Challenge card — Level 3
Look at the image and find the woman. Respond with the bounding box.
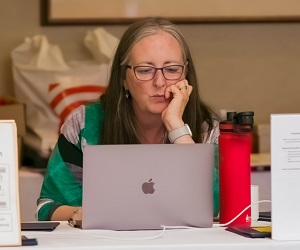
[37,17,219,222]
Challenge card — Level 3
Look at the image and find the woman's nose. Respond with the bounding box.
[153,69,166,87]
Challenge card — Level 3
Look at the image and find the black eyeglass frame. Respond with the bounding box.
[126,62,188,81]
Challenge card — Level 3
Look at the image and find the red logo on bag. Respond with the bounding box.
[49,83,106,131]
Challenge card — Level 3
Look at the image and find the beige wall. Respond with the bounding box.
[1,0,300,124]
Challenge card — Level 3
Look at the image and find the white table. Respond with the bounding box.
[2,221,300,249]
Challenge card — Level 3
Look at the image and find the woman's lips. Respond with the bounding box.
[151,94,166,102]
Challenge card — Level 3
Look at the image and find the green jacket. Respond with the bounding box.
[37,101,220,220]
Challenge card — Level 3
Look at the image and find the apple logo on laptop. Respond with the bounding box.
[142,178,155,194]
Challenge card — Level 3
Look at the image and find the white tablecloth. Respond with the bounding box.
[2,221,300,249]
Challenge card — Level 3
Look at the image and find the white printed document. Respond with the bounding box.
[0,120,21,246]
[271,114,300,240]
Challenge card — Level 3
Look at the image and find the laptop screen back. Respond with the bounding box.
[82,143,215,230]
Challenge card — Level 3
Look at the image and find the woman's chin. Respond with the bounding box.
[149,103,169,114]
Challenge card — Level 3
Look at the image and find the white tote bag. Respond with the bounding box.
[11,28,119,157]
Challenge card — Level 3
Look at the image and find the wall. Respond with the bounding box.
[1,0,300,124]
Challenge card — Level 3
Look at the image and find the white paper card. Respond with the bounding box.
[271,114,300,240]
[0,120,21,246]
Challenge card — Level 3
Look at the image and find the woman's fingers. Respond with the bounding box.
[165,79,190,99]
[162,80,193,131]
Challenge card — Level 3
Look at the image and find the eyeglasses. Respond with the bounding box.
[126,62,188,81]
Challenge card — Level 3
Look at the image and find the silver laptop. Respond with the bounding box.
[82,143,215,230]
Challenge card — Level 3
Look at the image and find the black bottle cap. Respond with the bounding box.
[226,112,237,121]
[237,111,254,126]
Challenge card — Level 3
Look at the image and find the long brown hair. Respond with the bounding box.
[100,18,215,144]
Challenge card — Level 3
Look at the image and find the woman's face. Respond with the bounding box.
[125,31,185,118]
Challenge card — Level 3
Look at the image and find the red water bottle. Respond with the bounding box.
[219,111,254,226]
